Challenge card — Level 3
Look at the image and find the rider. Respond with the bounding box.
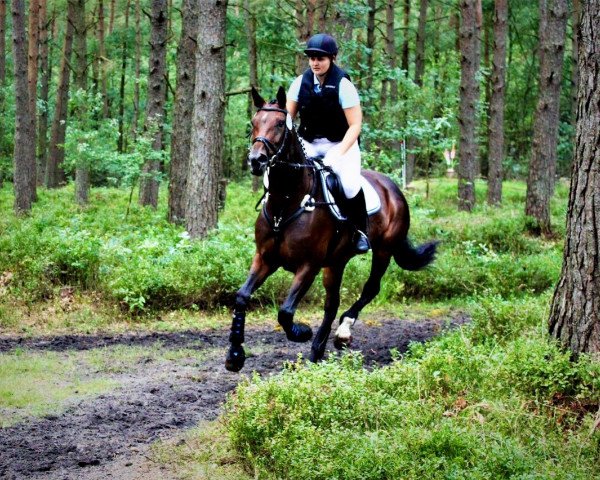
[286,33,370,254]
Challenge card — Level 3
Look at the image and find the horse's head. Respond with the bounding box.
[248,86,290,176]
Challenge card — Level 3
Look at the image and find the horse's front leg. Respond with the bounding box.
[309,264,346,362]
[278,264,320,342]
[225,254,274,372]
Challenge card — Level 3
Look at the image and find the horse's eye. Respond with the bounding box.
[276,121,285,128]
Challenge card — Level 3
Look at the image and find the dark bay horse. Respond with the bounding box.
[225,86,438,372]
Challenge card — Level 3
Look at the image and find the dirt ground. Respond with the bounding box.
[0,313,468,480]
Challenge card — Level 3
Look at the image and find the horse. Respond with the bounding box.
[225,86,438,372]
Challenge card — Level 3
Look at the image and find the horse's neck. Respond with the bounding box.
[266,132,311,200]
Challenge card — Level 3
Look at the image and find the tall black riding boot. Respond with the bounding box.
[346,189,371,254]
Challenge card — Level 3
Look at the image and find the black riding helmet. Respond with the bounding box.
[304,33,338,57]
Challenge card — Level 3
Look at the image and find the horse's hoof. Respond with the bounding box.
[309,348,324,363]
[225,345,246,372]
[286,322,313,343]
[333,335,352,350]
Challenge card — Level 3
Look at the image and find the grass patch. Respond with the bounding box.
[0,350,118,427]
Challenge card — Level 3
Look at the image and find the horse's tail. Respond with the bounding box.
[393,238,439,271]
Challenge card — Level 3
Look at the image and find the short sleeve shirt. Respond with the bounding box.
[287,73,360,109]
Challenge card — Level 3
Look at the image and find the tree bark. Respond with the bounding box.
[570,0,580,126]
[117,0,131,153]
[138,0,167,208]
[401,0,409,74]
[130,0,141,141]
[457,0,481,212]
[414,0,428,87]
[97,0,109,117]
[168,0,199,223]
[185,0,227,239]
[11,0,35,213]
[243,0,260,193]
[487,0,507,206]
[108,0,116,35]
[27,0,39,152]
[37,0,50,185]
[548,1,600,358]
[525,0,567,235]
[381,0,397,110]
[365,0,376,95]
[46,5,74,188]
[0,0,6,85]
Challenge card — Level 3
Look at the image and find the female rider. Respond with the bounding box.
[286,33,370,254]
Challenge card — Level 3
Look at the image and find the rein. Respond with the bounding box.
[251,106,321,234]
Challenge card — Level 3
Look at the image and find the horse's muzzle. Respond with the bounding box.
[248,152,268,176]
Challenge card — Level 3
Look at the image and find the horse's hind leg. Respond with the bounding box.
[278,264,320,343]
[334,249,392,349]
[310,264,346,362]
[225,254,274,372]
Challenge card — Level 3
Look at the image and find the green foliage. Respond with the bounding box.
[0,178,566,311]
[225,324,600,480]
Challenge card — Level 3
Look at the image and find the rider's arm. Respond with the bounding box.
[336,105,362,156]
[286,99,298,119]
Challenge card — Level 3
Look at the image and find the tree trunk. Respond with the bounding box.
[0,0,6,85]
[108,0,116,35]
[244,0,260,193]
[487,0,507,206]
[414,0,427,87]
[72,0,89,205]
[117,0,131,153]
[27,0,39,200]
[37,0,49,185]
[46,5,74,188]
[138,0,167,208]
[570,0,580,126]
[457,0,481,212]
[365,0,376,95]
[97,0,109,117]
[11,0,35,213]
[525,0,567,235]
[548,1,600,358]
[130,0,141,141]
[401,0,409,73]
[295,0,316,76]
[185,0,227,239]
[381,0,397,110]
[168,0,199,224]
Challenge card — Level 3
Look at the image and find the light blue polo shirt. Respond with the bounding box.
[287,73,360,109]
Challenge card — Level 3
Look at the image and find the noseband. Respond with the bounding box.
[251,107,290,165]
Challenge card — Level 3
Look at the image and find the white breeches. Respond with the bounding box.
[300,137,362,198]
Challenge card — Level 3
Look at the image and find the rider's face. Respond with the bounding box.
[308,56,332,77]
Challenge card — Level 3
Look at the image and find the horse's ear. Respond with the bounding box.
[276,86,286,109]
[251,87,265,108]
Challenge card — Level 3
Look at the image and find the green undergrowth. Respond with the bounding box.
[224,293,600,480]
[0,178,565,313]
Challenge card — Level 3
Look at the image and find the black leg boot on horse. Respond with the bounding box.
[346,189,371,254]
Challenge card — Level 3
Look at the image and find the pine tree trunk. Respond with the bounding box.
[381,0,396,110]
[401,0,409,73]
[27,0,39,200]
[37,0,49,185]
[243,0,260,193]
[46,5,74,188]
[185,0,227,239]
[138,0,167,208]
[130,0,141,141]
[548,1,600,358]
[72,0,89,205]
[0,0,6,85]
[525,0,567,235]
[117,0,131,153]
[108,0,115,35]
[414,0,427,87]
[487,0,507,206]
[457,0,481,212]
[11,0,35,213]
[365,0,376,95]
[570,0,580,126]
[168,0,198,223]
[97,0,109,117]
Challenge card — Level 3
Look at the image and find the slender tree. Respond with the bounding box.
[365,0,376,95]
[37,0,49,184]
[11,0,35,213]
[525,0,567,235]
[46,4,74,188]
[185,0,228,238]
[414,0,428,87]
[548,0,600,357]
[130,0,141,141]
[139,0,167,208]
[401,0,409,73]
[487,0,508,206]
[97,0,109,117]
[168,0,199,223]
[72,0,90,205]
[457,0,482,212]
[27,0,39,157]
[0,0,6,85]
[117,0,131,153]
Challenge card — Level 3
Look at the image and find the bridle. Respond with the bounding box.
[251,107,291,167]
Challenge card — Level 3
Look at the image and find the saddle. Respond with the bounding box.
[315,160,381,221]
